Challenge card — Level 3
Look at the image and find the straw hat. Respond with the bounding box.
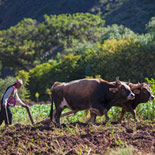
[16,79,23,85]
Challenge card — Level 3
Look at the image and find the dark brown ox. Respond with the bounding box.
[90,82,154,123]
[50,78,135,127]
[119,82,154,122]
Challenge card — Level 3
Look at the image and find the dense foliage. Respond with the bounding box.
[28,33,155,100]
[0,13,105,71]
[0,5,154,154]
[0,13,155,101]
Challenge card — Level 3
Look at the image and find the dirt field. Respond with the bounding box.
[0,120,154,154]
[0,101,154,154]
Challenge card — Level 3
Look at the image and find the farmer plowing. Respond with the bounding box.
[0,79,34,126]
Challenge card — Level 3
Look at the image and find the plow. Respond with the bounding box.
[24,104,77,125]
[24,105,35,125]
[35,110,78,125]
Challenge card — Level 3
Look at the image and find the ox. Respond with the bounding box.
[89,82,154,123]
[50,78,135,127]
[119,82,154,122]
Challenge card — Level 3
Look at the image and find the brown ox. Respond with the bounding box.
[50,78,135,127]
[119,82,154,122]
[89,82,154,123]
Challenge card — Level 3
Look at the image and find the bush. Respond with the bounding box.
[27,34,155,100]
[100,24,136,42]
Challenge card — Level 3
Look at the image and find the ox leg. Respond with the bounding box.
[130,110,137,122]
[126,105,137,122]
[119,109,126,123]
[88,112,97,124]
[92,103,107,115]
[120,107,137,122]
[54,108,63,128]
[105,112,110,123]
[91,103,108,124]
[89,111,109,124]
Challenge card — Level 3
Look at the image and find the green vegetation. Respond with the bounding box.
[0,5,155,154]
[11,104,51,125]
[2,13,153,101]
[108,147,134,155]
[0,13,105,72]
[0,13,155,122]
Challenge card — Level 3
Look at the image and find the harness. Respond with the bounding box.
[7,86,17,106]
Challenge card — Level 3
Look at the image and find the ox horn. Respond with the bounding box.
[115,76,121,87]
[116,76,119,81]
[129,82,142,90]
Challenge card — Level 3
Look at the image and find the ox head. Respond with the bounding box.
[129,82,154,102]
[109,77,135,100]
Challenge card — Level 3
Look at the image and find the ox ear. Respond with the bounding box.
[129,82,142,90]
[133,89,140,94]
[137,82,143,88]
[109,88,119,93]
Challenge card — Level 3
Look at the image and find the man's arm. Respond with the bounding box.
[15,91,27,107]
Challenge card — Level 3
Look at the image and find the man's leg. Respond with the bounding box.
[8,106,13,124]
[4,105,13,125]
[0,106,5,125]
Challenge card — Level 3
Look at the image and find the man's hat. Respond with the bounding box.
[16,79,23,85]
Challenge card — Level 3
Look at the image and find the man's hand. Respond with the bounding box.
[23,105,35,125]
[21,104,28,108]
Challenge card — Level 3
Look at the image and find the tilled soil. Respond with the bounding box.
[0,120,155,154]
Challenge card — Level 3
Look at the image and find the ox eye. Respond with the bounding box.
[121,86,125,89]
[121,86,127,93]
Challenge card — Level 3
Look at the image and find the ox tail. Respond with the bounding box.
[49,94,53,120]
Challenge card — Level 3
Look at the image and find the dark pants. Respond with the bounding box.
[0,102,13,125]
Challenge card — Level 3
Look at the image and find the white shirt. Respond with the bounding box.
[2,86,25,106]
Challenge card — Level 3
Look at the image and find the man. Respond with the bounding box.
[0,79,27,126]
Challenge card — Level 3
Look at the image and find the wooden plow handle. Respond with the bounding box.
[25,106,35,125]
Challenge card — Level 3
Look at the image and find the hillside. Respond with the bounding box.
[0,0,155,33]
